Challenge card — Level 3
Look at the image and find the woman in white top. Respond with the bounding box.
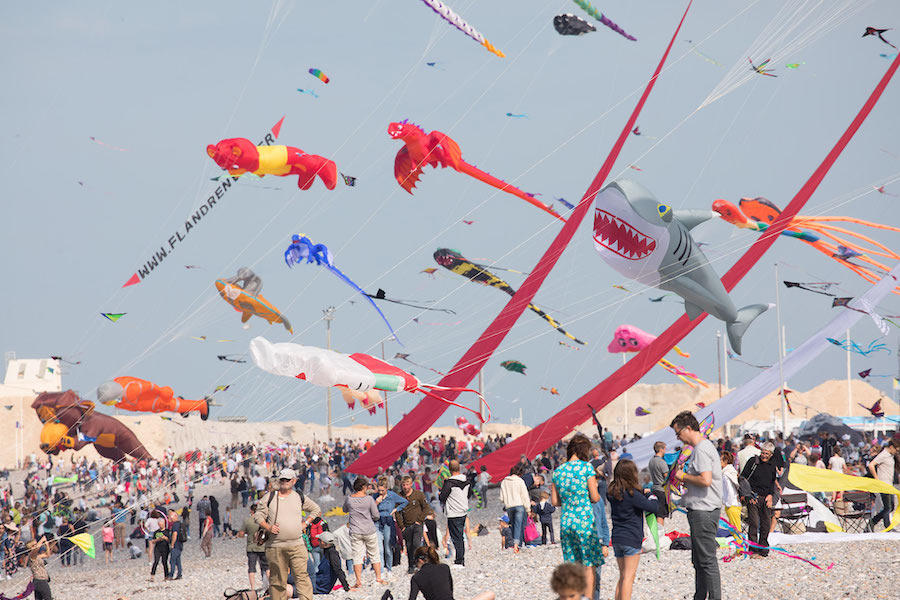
[719,451,742,551]
[828,447,846,473]
[499,465,530,551]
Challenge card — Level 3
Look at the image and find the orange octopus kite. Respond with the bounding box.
[97,377,210,420]
[388,120,564,221]
[714,197,900,294]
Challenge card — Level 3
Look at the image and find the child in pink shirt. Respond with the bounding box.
[102,524,115,564]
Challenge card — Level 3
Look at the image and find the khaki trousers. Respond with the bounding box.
[266,541,312,600]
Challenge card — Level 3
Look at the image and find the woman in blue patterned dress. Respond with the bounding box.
[551,434,606,597]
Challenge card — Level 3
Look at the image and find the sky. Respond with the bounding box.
[3,0,900,431]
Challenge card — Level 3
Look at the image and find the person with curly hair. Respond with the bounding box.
[550,562,587,600]
[551,434,606,598]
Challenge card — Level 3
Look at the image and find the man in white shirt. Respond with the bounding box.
[254,473,268,499]
[737,435,761,473]
[868,439,899,531]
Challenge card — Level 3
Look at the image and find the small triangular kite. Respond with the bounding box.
[101,313,126,322]
[67,533,96,558]
[272,116,285,139]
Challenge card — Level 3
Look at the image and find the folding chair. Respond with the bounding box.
[835,491,874,533]
[778,492,811,534]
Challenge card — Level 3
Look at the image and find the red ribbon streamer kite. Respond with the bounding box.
[347,0,695,476]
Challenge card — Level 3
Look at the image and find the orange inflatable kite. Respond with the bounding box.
[97,377,210,420]
[714,197,900,294]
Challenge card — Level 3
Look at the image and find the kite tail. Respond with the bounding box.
[598,13,637,41]
[676,374,698,388]
[525,302,586,345]
[0,582,34,600]
[717,518,833,570]
[481,38,505,57]
[457,161,565,222]
[420,384,491,423]
[327,265,403,345]
[803,222,900,260]
[810,239,900,293]
[406,358,448,377]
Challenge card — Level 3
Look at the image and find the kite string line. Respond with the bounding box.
[268,167,900,425]
[275,4,738,348]
[230,7,561,417]
[108,0,478,378]
[701,0,873,108]
[131,0,808,416]
[4,439,271,580]
[227,3,563,350]
[232,5,836,422]
[112,0,738,386]
[408,173,900,372]
[109,12,469,378]
[183,2,548,417]
[237,58,890,422]
[69,0,297,360]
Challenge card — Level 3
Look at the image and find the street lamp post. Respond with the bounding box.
[323,306,336,441]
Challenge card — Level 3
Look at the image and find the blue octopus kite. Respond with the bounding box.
[826,337,890,357]
[285,235,401,344]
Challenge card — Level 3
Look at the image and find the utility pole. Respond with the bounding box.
[716,331,723,399]
[622,354,628,438]
[323,306,336,441]
[478,370,486,423]
[774,264,787,435]
[723,332,730,436]
[382,342,390,434]
[846,327,852,417]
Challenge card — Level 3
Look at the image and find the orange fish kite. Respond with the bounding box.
[97,377,210,420]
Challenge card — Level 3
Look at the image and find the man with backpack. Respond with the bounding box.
[254,469,322,600]
[438,460,472,567]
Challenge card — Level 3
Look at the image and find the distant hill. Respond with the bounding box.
[574,379,891,439]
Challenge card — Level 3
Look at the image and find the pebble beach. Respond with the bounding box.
[6,482,897,600]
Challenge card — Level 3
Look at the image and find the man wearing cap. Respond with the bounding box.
[254,468,321,600]
[312,531,351,594]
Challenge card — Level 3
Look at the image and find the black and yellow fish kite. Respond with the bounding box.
[433,248,586,345]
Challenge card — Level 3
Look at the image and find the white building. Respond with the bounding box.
[0,354,63,468]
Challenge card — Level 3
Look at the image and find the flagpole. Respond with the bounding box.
[478,370,486,423]
[847,327,852,417]
[774,264,787,434]
[323,307,336,441]
[622,354,628,438]
[722,331,730,437]
[382,342,390,434]
[716,331,723,399]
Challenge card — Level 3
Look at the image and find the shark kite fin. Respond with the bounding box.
[684,301,704,321]
[673,210,716,231]
[726,303,773,355]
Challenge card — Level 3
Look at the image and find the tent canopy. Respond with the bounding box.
[797,413,864,445]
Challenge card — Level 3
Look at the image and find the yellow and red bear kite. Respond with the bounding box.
[207,137,337,191]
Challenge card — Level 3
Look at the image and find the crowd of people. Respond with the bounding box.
[0,423,897,600]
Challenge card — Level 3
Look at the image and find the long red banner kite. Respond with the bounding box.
[473,51,900,481]
[348,1,695,476]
